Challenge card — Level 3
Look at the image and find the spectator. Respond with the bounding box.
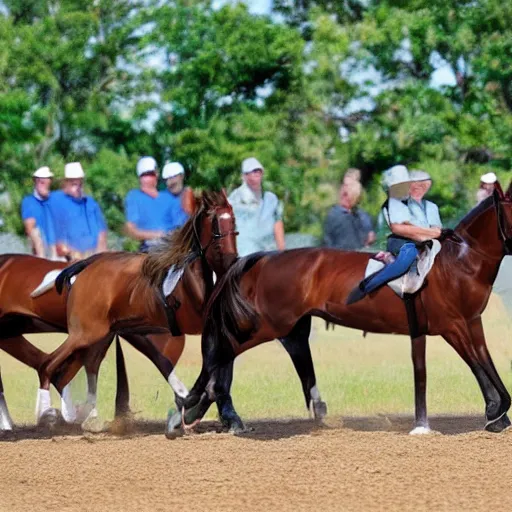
[52,162,107,260]
[228,157,285,257]
[20,166,57,259]
[323,177,375,250]
[161,162,190,231]
[476,172,497,204]
[124,156,169,252]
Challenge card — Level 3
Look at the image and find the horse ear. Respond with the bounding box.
[181,186,197,215]
[494,181,505,201]
[221,188,229,202]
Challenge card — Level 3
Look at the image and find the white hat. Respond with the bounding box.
[382,165,412,198]
[33,166,53,179]
[242,157,264,174]
[136,156,158,177]
[64,162,85,179]
[409,170,432,182]
[480,172,497,184]
[162,162,185,179]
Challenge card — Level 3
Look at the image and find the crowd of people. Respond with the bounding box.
[20,156,286,260]
[21,157,503,261]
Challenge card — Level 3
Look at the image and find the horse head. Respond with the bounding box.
[494,180,512,254]
[193,190,238,275]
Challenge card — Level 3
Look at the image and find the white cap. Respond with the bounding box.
[64,162,85,179]
[136,156,158,177]
[409,170,432,182]
[33,166,53,179]
[382,165,411,198]
[162,162,185,179]
[480,172,497,184]
[242,157,264,174]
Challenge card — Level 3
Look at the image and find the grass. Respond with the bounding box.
[1,294,511,426]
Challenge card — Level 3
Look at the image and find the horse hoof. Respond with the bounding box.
[165,409,184,440]
[227,416,247,435]
[313,400,328,420]
[409,426,432,435]
[485,413,511,433]
[75,403,94,424]
[38,408,63,430]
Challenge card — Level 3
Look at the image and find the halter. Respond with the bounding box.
[192,208,238,259]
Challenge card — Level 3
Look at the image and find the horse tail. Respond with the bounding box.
[114,335,130,417]
[55,253,104,295]
[204,252,266,368]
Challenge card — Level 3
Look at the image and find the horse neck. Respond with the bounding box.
[457,203,503,260]
[453,202,504,284]
[181,257,213,312]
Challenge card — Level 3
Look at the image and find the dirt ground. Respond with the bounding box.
[1,415,512,512]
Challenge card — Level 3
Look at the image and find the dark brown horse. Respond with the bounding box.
[172,182,512,436]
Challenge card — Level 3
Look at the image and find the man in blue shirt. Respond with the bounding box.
[21,166,57,259]
[161,162,190,231]
[124,156,171,252]
[52,162,108,260]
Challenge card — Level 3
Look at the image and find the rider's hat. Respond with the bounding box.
[382,165,412,198]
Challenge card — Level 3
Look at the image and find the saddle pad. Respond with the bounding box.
[364,240,441,297]
[30,270,76,298]
[162,265,186,298]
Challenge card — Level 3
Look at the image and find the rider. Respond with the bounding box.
[346,165,442,305]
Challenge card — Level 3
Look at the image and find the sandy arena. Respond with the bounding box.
[1,415,512,511]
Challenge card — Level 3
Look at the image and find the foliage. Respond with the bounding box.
[1,0,511,241]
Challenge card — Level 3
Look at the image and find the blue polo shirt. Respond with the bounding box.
[125,189,171,232]
[160,190,189,231]
[51,190,107,252]
[21,193,57,247]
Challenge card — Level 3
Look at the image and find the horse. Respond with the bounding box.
[170,181,512,437]
[0,253,109,429]
[18,190,237,428]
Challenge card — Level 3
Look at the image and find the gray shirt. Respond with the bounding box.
[323,205,373,250]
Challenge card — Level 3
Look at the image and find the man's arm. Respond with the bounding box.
[23,219,45,257]
[274,220,285,251]
[390,222,442,242]
[124,222,164,241]
[323,208,335,247]
[96,230,108,253]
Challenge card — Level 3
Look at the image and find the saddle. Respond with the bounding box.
[364,239,441,298]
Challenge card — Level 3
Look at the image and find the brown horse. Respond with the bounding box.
[171,182,512,436]
[0,254,102,429]
[25,190,238,427]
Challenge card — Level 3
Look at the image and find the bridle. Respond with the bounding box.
[192,208,238,259]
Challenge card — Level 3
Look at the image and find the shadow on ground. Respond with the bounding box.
[0,413,489,442]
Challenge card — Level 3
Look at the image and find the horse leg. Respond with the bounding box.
[468,317,511,432]
[0,335,56,425]
[409,335,430,434]
[122,333,188,423]
[37,330,110,426]
[279,315,327,420]
[443,322,509,432]
[114,335,130,418]
[166,364,212,438]
[0,368,13,430]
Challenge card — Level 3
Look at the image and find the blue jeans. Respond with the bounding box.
[364,242,419,294]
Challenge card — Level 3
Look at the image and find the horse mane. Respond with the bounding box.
[454,195,495,233]
[203,252,266,367]
[141,191,230,288]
